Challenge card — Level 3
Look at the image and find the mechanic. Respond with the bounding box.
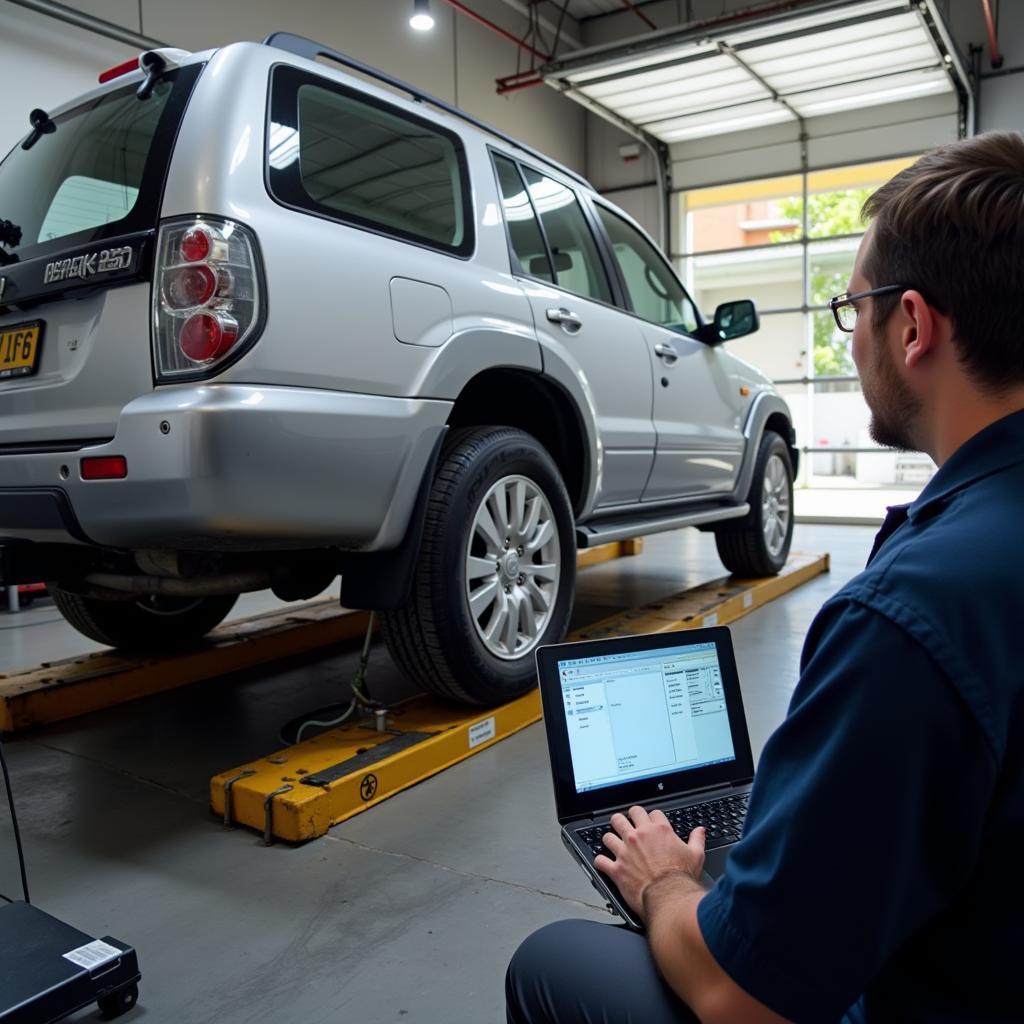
[505,131,1024,1024]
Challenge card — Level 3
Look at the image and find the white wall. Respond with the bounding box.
[0,0,586,171]
[0,5,136,157]
[947,0,1024,133]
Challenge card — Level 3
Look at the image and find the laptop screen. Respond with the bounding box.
[557,640,736,794]
[536,627,755,822]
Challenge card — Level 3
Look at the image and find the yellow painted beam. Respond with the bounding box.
[572,552,829,640]
[0,540,640,732]
[212,692,544,842]
[0,604,372,733]
[213,552,829,842]
[576,537,644,568]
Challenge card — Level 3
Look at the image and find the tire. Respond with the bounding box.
[380,426,576,706]
[715,430,794,577]
[51,590,238,650]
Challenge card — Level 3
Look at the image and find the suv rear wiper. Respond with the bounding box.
[0,218,22,266]
[21,108,55,151]
[0,219,21,250]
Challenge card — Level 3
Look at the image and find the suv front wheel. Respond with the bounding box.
[714,430,794,577]
[380,427,576,706]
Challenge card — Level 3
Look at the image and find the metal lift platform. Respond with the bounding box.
[212,552,829,843]
[0,539,644,733]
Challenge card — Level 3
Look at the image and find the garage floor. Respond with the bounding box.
[0,524,875,1023]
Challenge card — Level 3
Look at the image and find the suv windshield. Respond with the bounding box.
[0,65,201,265]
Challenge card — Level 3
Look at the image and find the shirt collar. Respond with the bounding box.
[907,408,1024,523]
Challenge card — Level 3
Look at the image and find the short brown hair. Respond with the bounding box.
[862,131,1024,392]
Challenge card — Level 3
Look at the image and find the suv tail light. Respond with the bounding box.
[152,217,264,380]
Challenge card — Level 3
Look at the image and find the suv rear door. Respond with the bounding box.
[492,155,654,508]
[592,201,745,501]
[0,63,201,447]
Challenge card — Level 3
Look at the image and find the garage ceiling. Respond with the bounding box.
[544,0,964,143]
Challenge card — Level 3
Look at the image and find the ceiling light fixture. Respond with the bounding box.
[410,0,434,32]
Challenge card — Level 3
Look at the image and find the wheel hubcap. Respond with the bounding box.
[761,453,791,558]
[465,474,560,660]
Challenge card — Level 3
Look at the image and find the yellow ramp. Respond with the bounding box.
[212,553,829,843]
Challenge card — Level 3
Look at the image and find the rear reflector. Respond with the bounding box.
[81,456,128,480]
[99,57,140,83]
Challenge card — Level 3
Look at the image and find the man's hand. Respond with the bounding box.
[594,805,706,922]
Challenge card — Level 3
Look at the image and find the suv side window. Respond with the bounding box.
[267,65,472,256]
[493,155,553,283]
[596,204,699,335]
[519,166,612,305]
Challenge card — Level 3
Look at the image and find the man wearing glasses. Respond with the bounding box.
[507,132,1024,1023]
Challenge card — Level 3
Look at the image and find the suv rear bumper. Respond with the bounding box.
[0,384,451,552]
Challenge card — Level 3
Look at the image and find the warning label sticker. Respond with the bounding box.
[63,939,122,971]
[468,716,496,749]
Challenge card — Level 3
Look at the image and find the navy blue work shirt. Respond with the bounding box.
[697,409,1024,1023]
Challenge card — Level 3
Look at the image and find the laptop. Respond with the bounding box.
[535,626,755,930]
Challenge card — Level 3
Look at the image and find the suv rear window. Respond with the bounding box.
[266,65,472,257]
[0,65,202,266]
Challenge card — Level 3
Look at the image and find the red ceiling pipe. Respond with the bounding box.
[980,0,1004,69]
[440,0,552,63]
[621,0,658,31]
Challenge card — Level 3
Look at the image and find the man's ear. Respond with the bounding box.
[900,290,938,369]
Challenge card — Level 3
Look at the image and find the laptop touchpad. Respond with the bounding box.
[703,846,733,882]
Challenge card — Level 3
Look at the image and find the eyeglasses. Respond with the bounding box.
[828,285,908,333]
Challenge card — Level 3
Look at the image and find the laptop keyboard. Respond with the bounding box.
[575,792,750,859]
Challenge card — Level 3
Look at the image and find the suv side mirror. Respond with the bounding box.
[696,299,759,345]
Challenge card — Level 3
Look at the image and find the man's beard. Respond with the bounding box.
[863,331,922,452]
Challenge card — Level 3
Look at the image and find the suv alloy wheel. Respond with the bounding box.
[714,430,794,577]
[380,427,576,705]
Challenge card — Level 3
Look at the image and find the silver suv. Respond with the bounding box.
[0,34,796,706]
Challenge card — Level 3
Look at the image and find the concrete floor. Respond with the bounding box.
[0,524,876,1023]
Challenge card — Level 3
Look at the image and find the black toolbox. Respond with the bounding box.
[0,900,140,1022]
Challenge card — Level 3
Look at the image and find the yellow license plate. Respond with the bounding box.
[0,321,43,380]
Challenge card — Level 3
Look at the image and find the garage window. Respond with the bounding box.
[267,65,472,257]
[677,158,937,502]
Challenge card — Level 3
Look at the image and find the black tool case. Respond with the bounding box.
[0,900,140,1022]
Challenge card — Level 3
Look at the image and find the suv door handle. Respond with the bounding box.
[546,307,583,333]
[654,342,679,363]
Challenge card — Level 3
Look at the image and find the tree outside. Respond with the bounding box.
[771,188,873,378]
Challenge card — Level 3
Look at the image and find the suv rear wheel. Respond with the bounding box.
[380,427,576,706]
[51,591,238,650]
[714,430,794,577]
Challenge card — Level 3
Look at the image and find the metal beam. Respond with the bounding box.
[6,0,165,50]
[542,0,890,81]
[921,0,976,136]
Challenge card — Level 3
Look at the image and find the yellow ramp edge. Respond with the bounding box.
[212,552,829,843]
[0,539,646,733]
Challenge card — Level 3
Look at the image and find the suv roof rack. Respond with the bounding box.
[262,32,593,192]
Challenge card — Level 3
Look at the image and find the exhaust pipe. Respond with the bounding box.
[84,569,274,597]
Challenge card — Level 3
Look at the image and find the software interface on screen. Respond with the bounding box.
[557,642,736,794]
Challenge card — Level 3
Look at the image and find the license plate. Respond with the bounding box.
[0,321,43,379]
